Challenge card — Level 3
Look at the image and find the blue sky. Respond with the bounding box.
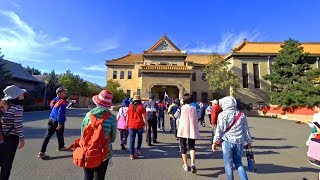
[0,0,319,86]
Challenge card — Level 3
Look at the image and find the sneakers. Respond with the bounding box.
[191,165,197,173]
[121,144,127,150]
[130,155,135,160]
[157,128,161,131]
[153,140,158,144]
[136,150,142,156]
[57,146,69,151]
[38,152,48,158]
[183,164,190,172]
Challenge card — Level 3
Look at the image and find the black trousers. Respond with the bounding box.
[0,135,19,180]
[146,117,157,145]
[83,159,109,180]
[119,129,128,145]
[40,120,65,153]
[179,138,195,154]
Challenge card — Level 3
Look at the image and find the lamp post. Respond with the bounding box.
[43,80,48,107]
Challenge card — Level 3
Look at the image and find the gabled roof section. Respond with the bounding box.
[144,34,185,54]
[106,53,143,65]
[232,39,320,55]
[185,54,212,65]
[1,59,42,83]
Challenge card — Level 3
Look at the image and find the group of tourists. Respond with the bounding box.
[0,84,281,180]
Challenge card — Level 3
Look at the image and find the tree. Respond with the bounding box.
[86,82,102,97]
[43,70,60,101]
[105,79,127,104]
[204,53,240,96]
[24,65,41,75]
[264,38,320,108]
[58,70,84,96]
[0,49,12,97]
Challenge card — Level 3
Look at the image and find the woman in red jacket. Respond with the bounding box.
[210,99,222,143]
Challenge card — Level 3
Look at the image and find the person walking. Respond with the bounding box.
[177,93,200,173]
[0,85,26,180]
[116,99,130,150]
[80,90,117,180]
[199,101,207,127]
[168,101,179,133]
[38,87,68,158]
[212,96,252,180]
[126,95,147,160]
[210,99,223,143]
[206,103,212,127]
[144,94,158,145]
[157,99,166,131]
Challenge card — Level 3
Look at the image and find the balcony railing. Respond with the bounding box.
[141,65,192,71]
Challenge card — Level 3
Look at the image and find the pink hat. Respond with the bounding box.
[92,90,113,108]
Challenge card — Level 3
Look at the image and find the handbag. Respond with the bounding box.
[245,146,257,172]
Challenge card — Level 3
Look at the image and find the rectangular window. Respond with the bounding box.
[192,72,196,81]
[201,92,208,103]
[127,90,131,96]
[138,69,142,77]
[172,63,177,66]
[151,63,156,65]
[137,89,141,95]
[120,71,125,79]
[253,64,261,88]
[113,70,117,79]
[128,71,132,79]
[192,92,197,102]
[201,72,207,81]
[160,63,168,65]
[242,63,249,88]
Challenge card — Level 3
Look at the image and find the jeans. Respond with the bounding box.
[146,117,157,145]
[0,135,19,180]
[211,125,216,144]
[40,120,65,153]
[119,129,128,145]
[222,141,248,180]
[158,115,165,129]
[173,118,177,138]
[129,128,143,156]
[83,159,109,180]
[170,117,174,131]
[208,114,212,125]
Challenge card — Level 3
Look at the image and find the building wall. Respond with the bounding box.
[190,66,212,102]
[106,65,142,97]
[143,56,185,66]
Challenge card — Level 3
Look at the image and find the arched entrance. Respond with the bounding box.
[151,85,179,100]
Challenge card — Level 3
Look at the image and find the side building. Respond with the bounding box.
[106,35,320,105]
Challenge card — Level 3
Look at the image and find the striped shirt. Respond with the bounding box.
[1,105,24,140]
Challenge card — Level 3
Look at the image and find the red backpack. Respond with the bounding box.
[72,112,111,168]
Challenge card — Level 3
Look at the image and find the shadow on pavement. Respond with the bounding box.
[252,137,286,141]
[24,127,81,139]
[255,164,319,174]
[42,154,73,160]
[253,145,297,150]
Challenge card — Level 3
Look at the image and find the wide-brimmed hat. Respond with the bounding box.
[133,95,141,101]
[92,90,113,108]
[56,87,67,94]
[2,85,27,101]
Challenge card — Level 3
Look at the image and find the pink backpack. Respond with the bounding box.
[117,107,127,130]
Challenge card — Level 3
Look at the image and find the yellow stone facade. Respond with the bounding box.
[106,36,320,105]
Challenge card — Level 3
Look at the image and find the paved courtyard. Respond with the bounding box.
[7,109,319,180]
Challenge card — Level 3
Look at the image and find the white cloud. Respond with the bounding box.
[186,30,261,53]
[56,59,81,64]
[78,73,105,79]
[82,64,106,72]
[96,36,120,53]
[0,10,82,63]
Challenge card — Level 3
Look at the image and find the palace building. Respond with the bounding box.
[105,35,320,105]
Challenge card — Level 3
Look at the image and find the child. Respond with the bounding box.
[117,99,129,150]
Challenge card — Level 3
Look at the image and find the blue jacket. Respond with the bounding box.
[49,97,67,123]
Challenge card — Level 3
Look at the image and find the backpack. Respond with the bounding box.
[72,112,111,168]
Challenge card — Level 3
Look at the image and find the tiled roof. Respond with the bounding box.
[232,40,320,55]
[185,54,212,65]
[106,54,143,65]
[1,59,41,83]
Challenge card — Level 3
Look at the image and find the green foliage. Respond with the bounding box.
[0,50,12,97]
[43,70,61,101]
[58,70,86,96]
[264,38,320,108]
[24,65,41,75]
[204,53,240,95]
[105,79,127,104]
[86,82,102,97]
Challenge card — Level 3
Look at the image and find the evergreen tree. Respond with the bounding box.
[264,38,320,108]
[24,66,41,75]
[204,53,240,96]
[43,70,60,101]
[0,49,12,97]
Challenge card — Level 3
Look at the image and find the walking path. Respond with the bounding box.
[9,109,319,180]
